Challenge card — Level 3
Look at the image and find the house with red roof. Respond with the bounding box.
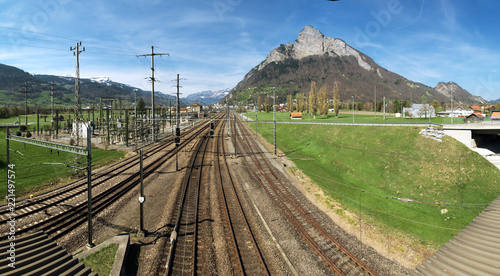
[491,110,500,121]
[470,106,483,114]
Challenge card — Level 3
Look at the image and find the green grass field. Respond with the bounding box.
[0,131,126,199]
[247,111,500,249]
[244,109,466,124]
[0,113,76,133]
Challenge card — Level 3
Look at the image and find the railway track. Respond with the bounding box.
[215,119,269,275]
[165,116,270,275]
[0,118,215,241]
[165,119,212,275]
[234,115,379,276]
[0,122,205,222]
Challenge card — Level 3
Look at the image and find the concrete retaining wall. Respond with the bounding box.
[444,129,473,148]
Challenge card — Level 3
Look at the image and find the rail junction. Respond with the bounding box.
[12,112,497,275]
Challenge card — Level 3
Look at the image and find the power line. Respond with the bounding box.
[0,25,77,42]
[70,42,85,147]
[136,46,169,142]
[21,82,32,126]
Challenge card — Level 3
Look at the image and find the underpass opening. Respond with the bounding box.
[472,133,500,154]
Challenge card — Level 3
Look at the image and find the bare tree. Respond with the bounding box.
[419,104,429,119]
[309,81,317,119]
[257,95,262,112]
[265,95,270,113]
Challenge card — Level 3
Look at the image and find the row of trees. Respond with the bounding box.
[0,106,56,119]
[255,81,341,119]
[253,83,500,116]
[0,106,28,118]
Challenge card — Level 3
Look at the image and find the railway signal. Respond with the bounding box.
[175,127,181,144]
[210,121,215,136]
[175,127,180,171]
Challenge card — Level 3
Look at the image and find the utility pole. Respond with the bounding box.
[172,74,185,140]
[352,96,355,123]
[174,74,185,131]
[22,82,31,127]
[134,89,138,152]
[374,85,376,119]
[173,74,184,171]
[70,42,85,147]
[226,98,229,136]
[137,46,169,143]
[51,82,55,133]
[451,87,454,124]
[169,100,172,128]
[273,88,276,156]
[138,149,145,237]
[383,96,386,120]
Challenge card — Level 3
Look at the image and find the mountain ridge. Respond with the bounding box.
[229,25,485,106]
[185,88,230,105]
[0,63,223,107]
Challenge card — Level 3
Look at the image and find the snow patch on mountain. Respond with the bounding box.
[90,76,111,83]
[186,89,230,105]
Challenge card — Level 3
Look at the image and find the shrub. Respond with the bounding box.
[26,132,32,138]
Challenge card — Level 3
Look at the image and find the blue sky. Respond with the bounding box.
[0,0,499,100]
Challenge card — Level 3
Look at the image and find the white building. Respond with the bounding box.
[403,104,435,118]
[72,121,90,138]
[436,108,474,117]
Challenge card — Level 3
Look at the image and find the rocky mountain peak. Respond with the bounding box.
[293,25,325,59]
[434,81,461,98]
[434,81,486,104]
[258,25,372,71]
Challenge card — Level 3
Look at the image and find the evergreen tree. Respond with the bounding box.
[137,98,146,116]
[393,99,401,114]
[432,100,440,112]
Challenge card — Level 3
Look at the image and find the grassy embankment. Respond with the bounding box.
[247,110,500,254]
[0,131,126,199]
[81,244,119,275]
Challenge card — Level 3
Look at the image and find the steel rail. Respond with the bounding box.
[216,118,270,275]
[236,115,379,275]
